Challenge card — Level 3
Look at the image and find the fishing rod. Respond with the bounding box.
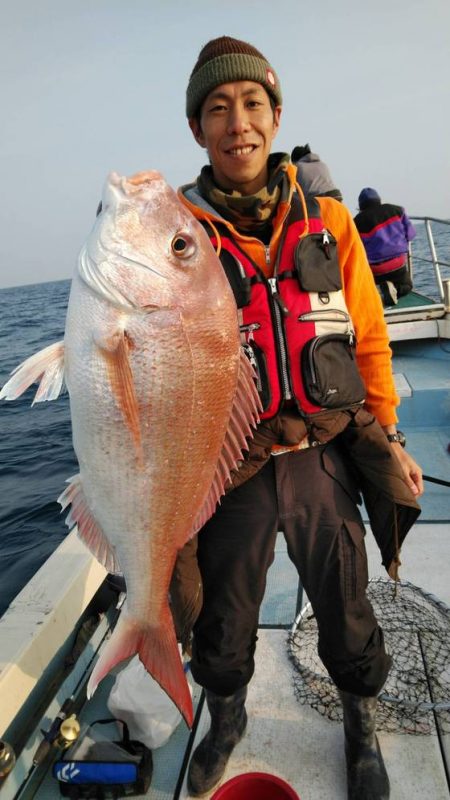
[423,474,450,488]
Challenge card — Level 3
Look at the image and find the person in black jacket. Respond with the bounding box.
[354,188,416,306]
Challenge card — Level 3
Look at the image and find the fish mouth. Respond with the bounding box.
[108,170,166,197]
[100,171,167,222]
[82,172,169,310]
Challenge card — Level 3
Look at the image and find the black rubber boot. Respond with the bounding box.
[187,686,247,796]
[340,691,390,799]
[380,280,398,307]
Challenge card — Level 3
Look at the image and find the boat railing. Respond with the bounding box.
[409,216,450,303]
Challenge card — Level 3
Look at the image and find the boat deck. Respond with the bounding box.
[385,290,449,341]
[30,525,450,800]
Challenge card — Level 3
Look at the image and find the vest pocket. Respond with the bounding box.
[301,333,366,409]
[242,341,271,412]
[340,521,368,603]
[294,231,341,292]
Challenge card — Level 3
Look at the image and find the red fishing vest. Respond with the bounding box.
[208,194,366,420]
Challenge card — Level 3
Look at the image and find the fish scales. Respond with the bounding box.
[0,171,261,726]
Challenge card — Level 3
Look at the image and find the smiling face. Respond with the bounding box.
[189,81,281,196]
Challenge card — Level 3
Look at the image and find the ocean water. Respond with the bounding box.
[0,279,77,616]
[0,221,449,617]
[408,219,450,298]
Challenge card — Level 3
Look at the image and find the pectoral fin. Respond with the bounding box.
[96,330,142,456]
[0,341,65,404]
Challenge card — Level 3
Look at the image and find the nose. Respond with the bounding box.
[227,105,251,136]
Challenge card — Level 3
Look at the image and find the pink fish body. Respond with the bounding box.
[0,171,260,726]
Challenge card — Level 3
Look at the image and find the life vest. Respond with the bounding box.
[207,193,366,420]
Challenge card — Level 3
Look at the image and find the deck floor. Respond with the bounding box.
[33,523,450,800]
[179,629,449,800]
[177,525,450,800]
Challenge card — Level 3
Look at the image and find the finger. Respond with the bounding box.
[404,465,423,497]
[406,475,419,496]
[411,469,424,497]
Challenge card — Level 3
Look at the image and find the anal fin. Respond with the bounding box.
[58,474,121,574]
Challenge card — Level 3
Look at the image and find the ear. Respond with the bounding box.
[188,117,206,148]
[271,106,282,141]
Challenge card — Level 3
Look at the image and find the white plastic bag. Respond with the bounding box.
[107,651,191,749]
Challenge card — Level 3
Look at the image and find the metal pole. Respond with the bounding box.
[424,219,445,301]
[407,242,413,283]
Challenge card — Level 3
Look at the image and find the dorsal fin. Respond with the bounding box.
[191,348,261,535]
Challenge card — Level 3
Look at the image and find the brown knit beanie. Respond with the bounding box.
[186,36,282,118]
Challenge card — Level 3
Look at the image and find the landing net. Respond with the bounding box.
[288,578,450,734]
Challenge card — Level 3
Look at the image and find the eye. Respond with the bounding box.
[171,233,196,259]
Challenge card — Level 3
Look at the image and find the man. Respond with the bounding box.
[354,188,416,306]
[134,36,422,800]
[175,37,424,799]
[292,142,343,201]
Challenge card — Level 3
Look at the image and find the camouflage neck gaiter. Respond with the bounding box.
[197,152,291,234]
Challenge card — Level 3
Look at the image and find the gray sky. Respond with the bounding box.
[1,0,449,289]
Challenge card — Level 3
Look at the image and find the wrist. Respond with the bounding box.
[386,430,406,447]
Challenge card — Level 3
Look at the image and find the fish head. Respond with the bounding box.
[81,171,234,318]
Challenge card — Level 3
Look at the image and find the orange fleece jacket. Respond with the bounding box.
[179,163,399,426]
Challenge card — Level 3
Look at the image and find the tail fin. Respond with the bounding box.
[87,606,193,727]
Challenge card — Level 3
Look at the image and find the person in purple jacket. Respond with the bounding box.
[354,188,416,306]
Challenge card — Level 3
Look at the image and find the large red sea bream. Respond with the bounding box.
[0,171,260,726]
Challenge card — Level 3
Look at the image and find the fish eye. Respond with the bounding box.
[171,233,196,259]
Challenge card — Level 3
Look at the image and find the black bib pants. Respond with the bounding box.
[190,441,391,698]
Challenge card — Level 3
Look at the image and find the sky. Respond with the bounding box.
[1,0,449,289]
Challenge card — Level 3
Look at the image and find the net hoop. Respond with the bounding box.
[289,578,450,732]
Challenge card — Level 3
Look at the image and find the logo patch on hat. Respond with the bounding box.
[266,69,276,86]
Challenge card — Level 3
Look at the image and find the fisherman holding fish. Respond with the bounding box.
[172,37,423,799]
[1,33,424,800]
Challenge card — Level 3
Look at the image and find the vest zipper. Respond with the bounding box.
[268,277,292,400]
[242,343,262,391]
[321,229,331,259]
[298,309,350,323]
[239,322,261,337]
[298,310,355,343]
[307,339,319,386]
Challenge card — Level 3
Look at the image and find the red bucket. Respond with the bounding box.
[211,771,300,800]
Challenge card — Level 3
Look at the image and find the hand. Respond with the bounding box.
[390,443,424,497]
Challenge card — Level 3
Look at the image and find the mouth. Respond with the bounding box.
[225,144,258,157]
